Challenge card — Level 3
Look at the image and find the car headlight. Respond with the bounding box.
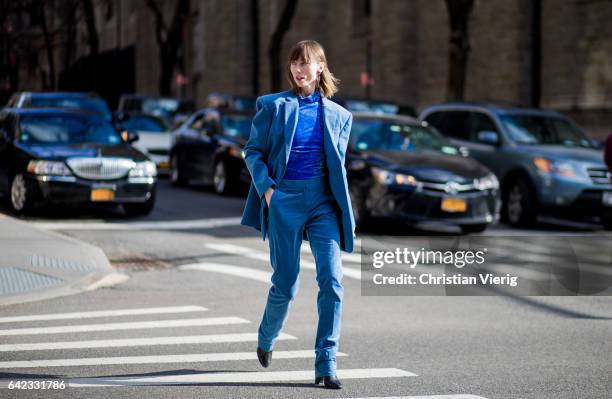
[371,167,418,186]
[533,157,576,177]
[27,161,72,176]
[475,174,499,190]
[129,161,157,177]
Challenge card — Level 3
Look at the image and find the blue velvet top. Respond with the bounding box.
[283,89,326,180]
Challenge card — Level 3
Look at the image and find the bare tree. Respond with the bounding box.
[445,0,474,101]
[145,0,190,96]
[81,0,99,56]
[269,0,298,92]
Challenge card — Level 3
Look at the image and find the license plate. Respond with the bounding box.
[441,197,467,213]
[91,188,115,202]
[603,192,612,207]
[159,161,170,169]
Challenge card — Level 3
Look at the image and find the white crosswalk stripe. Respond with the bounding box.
[0,332,296,352]
[0,349,345,369]
[0,305,207,324]
[205,242,362,280]
[65,368,416,387]
[0,316,249,336]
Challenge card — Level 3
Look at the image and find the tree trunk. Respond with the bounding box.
[82,0,99,56]
[269,0,298,92]
[445,0,474,101]
[39,1,56,90]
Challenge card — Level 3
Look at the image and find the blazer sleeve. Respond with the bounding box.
[244,96,277,199]
[337,113,353,165]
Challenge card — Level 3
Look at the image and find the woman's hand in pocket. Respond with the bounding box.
[265,187,275,207]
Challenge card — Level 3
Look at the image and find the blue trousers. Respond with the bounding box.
[258,175,344,378]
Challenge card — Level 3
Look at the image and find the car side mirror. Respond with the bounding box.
[121,130,139,143]
[477,130,499,145]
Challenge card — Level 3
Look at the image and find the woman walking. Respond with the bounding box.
[240,40,355,389]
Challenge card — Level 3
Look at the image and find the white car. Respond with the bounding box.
[117,113,172,175]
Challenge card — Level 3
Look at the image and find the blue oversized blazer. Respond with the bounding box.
[240,89,356,253]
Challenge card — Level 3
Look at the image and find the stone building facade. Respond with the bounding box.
[10,0,612,138]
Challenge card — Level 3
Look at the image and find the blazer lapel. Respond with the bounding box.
[322,97,339,147]
[283,93,299,165]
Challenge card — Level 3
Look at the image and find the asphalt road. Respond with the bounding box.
[0,178,610,399]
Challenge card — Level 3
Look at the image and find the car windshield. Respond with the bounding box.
[221,114,252,139]
[500,114,593,148]
[142,98,194,119]
[350,120,459,155]
[19,114,122,145]
[344,100,398,115]
[120,115,168,133]
[30,97,112,121]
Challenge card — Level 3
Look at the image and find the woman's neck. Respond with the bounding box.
[299,85,317,97]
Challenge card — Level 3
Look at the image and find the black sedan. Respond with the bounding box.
[347,114,501,233]
[170,108,254,195]
[0,108,157,216]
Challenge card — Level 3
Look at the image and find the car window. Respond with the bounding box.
[350,119,458,154]
[221,114,253,139]
[471,112,498,134]
[18,115,122,145]
[120,115,168,133]
[426,111,471,141]
[30,97,113,121]
[500,115,593,147]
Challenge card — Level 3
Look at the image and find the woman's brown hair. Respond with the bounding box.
[285,40,340,98]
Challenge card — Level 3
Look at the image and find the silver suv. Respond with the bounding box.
[419,103,612,229]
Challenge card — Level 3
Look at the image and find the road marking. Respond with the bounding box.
[179,262,271,283]
[0,332,295,352]
[0,317,249,336]
[205,242,362,280]
[30,217,242,231]
[66,368,416,387]
[0,305,208,324]
[0,349,341,369]
[336,396,488,399]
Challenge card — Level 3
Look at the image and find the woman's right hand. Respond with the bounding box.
[265,187,275,207]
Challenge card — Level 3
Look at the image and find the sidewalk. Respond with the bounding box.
[0,214,129,306]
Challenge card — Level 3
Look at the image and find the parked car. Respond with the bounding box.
[116,112,172,175]
[6,92,113,122]
[170,107,254,194]
[204,93,256,111]
[117,94,195,128]
[0,108,157,216]
[331,97,400,115]
[419,103,612,229]
[346,113,500,233]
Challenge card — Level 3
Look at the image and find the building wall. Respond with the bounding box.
[14,0,612,138]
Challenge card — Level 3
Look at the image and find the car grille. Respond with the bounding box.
[66,157,135,180]
[419,180,480,194]
[587,168,611,185]
[148,148,169,156]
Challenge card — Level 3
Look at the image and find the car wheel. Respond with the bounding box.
[170,154,187,187]
[213,160,230,195]
[350,184,370,231]
[10,174,36,214]
[460,223,488,234]
[503,178,537,227]
[123,191,156,217]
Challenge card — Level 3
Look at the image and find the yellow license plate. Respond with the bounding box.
[441,197,467,213]
[159,161,170,169]
[91,188,115,202]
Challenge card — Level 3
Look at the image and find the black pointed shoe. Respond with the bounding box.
[256,347,272,368]
[314,375,343,389]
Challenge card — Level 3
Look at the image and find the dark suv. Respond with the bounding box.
[419,103,612,229]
